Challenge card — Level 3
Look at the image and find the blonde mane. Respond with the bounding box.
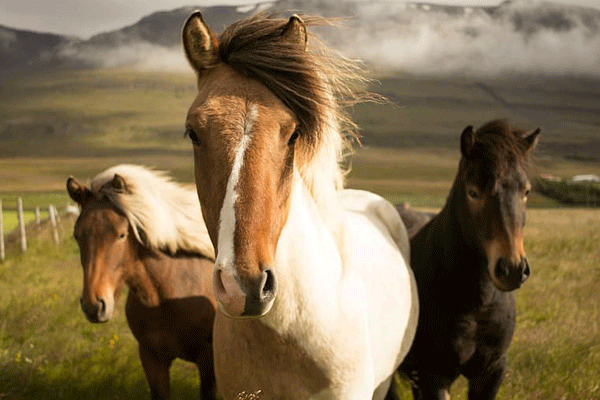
[90,165,215,260]
[217,13,370,212]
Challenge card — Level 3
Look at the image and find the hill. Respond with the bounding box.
[0,25,75,72]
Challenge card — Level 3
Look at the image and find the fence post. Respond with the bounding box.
[0,199,5,261]
[18,197,27,252]
[49,204,59,245]
[35,206,41,229]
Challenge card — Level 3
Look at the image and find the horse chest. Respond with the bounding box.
[413,259,516,367]
[213,313,331,400]
[125,292,214,362]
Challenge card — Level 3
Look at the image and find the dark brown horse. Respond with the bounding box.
[67,165,217,400]
[388,120,540,400]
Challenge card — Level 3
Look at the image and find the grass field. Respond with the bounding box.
[0,208,598,399]
[0,67,599,399]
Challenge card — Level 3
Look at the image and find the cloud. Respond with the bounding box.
[58,0,600,77]
[322,1,600,77]
[60,42,189,71]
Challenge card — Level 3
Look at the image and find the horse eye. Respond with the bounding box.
[118,232,126,239]
[524,189,530,196]
[185,128,200,145]
[468,189,479,199]
[288,128,300,147]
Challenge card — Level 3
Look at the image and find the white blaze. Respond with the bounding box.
[216,105,258,268]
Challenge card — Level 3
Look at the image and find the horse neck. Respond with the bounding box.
[261,174,344,333]
[127,246,208,306]
[427,171,488,278]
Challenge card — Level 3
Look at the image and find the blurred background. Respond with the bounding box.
[0,1,599,399]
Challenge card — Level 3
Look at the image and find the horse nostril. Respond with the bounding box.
[98,299,106,316]
[495,259,509,278]
[521,258,531,283]
[260,269,277,302]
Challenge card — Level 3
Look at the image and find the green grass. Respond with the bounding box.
[1,208,598,399]
[390,208,600,399]
[1,192,67,233]
[0,67,598,398]
[0,221,201,399]
[1,210,49,233]
[0,67,597,195]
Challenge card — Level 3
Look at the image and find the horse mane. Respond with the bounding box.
[90,165,215,260]
[217,13,369,211]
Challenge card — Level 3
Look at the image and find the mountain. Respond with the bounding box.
[0,25,76,71]
[2,0,600,77]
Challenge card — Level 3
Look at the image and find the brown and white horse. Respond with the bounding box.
[67,165,217,400]
[182,12,418,399]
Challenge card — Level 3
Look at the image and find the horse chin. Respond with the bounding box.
[217,298,275,320]
[491,278,522,292]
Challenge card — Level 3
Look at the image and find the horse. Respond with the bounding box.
[387,120,540,400]
[395,203,436,238]
[181,12,419,400]
[66,164,217,400]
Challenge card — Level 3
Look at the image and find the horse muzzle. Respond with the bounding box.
[80,295,114,323]
[213,264,277,318]
[492,256,531,291]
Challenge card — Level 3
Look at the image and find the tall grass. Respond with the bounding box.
[391,208,600,399]
[0,218,200,399]
[1,207,598,399]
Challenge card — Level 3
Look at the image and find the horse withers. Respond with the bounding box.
[387,120,540,400]
[67,165,217,400]
[182,12,418,400]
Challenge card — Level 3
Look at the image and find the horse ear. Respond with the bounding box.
[523,127,541,152]
[460,125,475,159]
[281,14,307,49]
[182,11,219,74]
[111,174,129,193]
[67,176,91,205]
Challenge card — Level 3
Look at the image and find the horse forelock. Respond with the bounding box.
[90,165,215,260]
[470,119,534,179]
[215,13,366,213]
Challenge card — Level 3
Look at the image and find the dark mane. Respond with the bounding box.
[470,119,535,175]
[217,13,364,150]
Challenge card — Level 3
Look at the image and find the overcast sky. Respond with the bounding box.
[1,0,600,39]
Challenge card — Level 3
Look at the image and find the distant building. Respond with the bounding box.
[572,174,600,183]
[540,173,561,182]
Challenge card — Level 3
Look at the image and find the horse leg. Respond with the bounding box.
[196,341,216,400]
[467,357,507,400]
[139,345,173,400]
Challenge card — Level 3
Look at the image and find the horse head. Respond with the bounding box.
[182,12,355,318]
[457,120,540,291]
[67,175,133,322]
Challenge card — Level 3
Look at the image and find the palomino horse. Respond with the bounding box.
[182,12,418,400]
[67,165,217,400]
[388,120,540,400]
